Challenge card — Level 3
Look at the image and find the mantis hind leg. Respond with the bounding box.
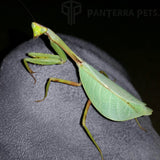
[36,78,81,102]
[100,70,117,82]
[135,118,147,132]
[82,100,104,160]
[100,71,146,132]
[99,70,109,78]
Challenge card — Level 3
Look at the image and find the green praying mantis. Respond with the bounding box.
[23,22,153,160]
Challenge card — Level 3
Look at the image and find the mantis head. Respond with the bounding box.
[31,22,47,38]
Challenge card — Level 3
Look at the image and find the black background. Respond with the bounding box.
[0,0,160,135]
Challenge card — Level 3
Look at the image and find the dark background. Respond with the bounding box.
[0,0,160,135]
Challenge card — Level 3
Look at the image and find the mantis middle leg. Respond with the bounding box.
[36,77,81,102]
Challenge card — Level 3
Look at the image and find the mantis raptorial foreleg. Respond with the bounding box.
[36,78,81,102]
[23,42,67,83]
[82,100,104,160]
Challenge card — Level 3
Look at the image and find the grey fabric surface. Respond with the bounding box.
[0,35,160,160]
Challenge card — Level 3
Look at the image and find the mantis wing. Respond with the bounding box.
[79,62,153,121]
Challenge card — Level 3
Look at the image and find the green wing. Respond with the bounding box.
[79,62,153,121]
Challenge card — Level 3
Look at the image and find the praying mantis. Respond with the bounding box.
[23,22,153,160]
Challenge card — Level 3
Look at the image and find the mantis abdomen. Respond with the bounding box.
[79,62,152,121]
